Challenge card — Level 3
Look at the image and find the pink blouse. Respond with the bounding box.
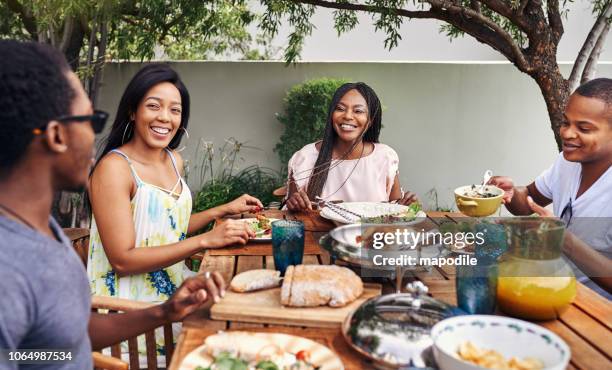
[287,142,400,202]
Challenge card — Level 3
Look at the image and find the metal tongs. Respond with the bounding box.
[315,196,364,222]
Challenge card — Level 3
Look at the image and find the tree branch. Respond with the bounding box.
[568,2,612,91]
[295,0,531,72]
[470,0,481,13]
[120,15,141,27]
[49,24,59,47]
[426,0,532,72]
[546,0,563,43]
[158,12,187,43]
[477,0,529,30]
[581,21,610,84]
[440,10,515,60]
[59,16,74,53]
[292,0,438,19]
[519,0,529,14]
[90,21,108,105]
[4,0,37,38]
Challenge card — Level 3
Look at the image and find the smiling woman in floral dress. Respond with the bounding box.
[87,64,261,305]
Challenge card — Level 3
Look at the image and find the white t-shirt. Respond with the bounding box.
[535,153,612,258]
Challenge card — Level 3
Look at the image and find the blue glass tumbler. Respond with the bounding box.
[456,261,498,314]
[272,220,305,276]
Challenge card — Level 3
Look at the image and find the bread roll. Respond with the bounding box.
[230,269,281,292]
[281,265,363,307]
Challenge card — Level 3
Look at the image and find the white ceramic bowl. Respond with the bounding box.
[431,315,570,370]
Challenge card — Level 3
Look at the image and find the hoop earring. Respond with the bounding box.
[176,127,190,152]
[121,121,133,144]
[180,126,190,139]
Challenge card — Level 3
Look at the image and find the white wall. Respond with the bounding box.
[96,61,612,210]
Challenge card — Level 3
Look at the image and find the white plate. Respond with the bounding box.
[320,202,426,224]
[179,331,344,370]
[239,218,279,241]
[329,224,444,260]
[431,315,570,370]
[329,224,363,249]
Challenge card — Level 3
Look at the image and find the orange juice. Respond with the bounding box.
[497,275,576,320]
[497,218,576,321]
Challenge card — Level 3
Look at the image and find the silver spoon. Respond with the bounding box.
[478,170,493,195]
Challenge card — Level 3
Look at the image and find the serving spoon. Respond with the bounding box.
[478,170,493,195]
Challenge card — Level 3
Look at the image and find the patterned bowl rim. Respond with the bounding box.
[431,315,571,365]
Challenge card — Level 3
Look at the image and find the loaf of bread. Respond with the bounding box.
[280,265,363,307]
[230,269,281,292]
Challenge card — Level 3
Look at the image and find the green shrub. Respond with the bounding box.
[193,166,284,214]
[274,78,349,167]
[190,138,284,233]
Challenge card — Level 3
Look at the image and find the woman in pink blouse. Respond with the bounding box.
[285,82,417,211]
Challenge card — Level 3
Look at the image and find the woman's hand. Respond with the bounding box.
[487,176,515,204]
[397,191,418,205]
[199,219,255,249]
[161,271,226,322]
[285,190,312,211]
[222,194,264,216]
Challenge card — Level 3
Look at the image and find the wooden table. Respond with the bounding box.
[169,211,612,370]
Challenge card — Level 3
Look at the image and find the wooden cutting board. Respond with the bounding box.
[210,283,381,328]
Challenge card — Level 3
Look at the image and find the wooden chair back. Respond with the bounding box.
[64,227,90,265]
[272,186,287,198]
[93,352,129,370]
[64,228,175,370]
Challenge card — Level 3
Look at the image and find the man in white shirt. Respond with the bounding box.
[489,78,612,298]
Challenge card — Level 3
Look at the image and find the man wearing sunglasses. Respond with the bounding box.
[489,78,612,299]
[0,40,225,369]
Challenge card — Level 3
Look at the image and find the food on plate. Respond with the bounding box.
[230,269,282,293]
[362,202,423,224]
[356,203,425,245]
[280,265,363,307]
[245,215,273,237]
[197,332,318,370]
[392,202,423,220]
[256,214,272,230]
[462,185,499,199]
[457,341,543,370]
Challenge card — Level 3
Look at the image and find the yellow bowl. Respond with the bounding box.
[454,185,503,217]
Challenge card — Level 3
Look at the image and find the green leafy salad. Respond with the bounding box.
[194,350,317,370]
[362,202,423,224]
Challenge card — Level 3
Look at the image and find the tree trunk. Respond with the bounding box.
[531,67,569,152]
[63,20,85,71]
[89,22,108,105]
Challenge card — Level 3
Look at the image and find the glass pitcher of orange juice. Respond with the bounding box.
[497,218,576,321]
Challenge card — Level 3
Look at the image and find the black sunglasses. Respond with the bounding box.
[34,110,109,134]
[560,198,573,227]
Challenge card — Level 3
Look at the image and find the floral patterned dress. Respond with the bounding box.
[87,148,192,303]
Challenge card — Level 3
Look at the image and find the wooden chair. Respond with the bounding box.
[272,186,287,199]
[65,228,175,370]
[93,352,129,370]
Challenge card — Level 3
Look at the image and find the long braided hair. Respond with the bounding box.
[305,82,382,200]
